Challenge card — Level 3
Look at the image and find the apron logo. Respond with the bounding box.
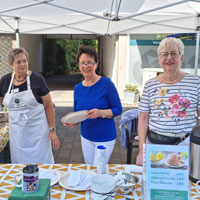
[15,99,20,106]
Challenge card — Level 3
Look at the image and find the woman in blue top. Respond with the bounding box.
[64,45,122,164]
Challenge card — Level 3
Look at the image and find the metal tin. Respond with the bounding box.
[190,126,200,183]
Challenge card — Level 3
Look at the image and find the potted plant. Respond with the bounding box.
[123,83,139,104]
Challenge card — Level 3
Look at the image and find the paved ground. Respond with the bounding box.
[45,73,139,164]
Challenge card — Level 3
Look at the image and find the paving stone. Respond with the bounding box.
[63,136,75,143]
[56,149,71,159]
[60,142,73,150]
[113,143,120,153]
[73,141,82,148]
[69,152,84,163]
[71,147,82,153]
[56,158,70,164]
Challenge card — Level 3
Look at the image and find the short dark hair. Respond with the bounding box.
[76,45,98,64]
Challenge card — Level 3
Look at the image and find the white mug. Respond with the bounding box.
[14,173,22,187]
[195,180,200,193]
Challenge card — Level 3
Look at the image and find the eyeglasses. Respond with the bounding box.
[159,52,180,59]
[79,61,96,67]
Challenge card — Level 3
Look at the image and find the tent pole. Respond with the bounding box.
[114,0,121,20]
[195,27,200,75]
[15,17,20,48]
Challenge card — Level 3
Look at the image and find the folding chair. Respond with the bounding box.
[119,109,139,164]
[123,118,139,164]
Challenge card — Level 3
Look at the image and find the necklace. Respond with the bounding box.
[162,72,183,84]
[14,75,27,82]
[84,75,99,86]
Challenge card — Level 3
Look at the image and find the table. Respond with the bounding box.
[0,164,199,200]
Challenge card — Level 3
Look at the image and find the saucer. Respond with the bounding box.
[61,110,88,124]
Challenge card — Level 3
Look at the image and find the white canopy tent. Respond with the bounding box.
[1,0,200,72]
[1,0,200,34]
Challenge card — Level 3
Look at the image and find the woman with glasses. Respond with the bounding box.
[0,48,60,163]
[64,45,122,164]
[136,37,200,166]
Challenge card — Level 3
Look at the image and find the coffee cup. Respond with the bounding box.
[196,180,200,193]
[14,165,39,193]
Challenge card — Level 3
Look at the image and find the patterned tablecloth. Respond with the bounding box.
[0,122,9,152]
[0,164,199,200]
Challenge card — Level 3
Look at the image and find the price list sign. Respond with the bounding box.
[144,144,189,200]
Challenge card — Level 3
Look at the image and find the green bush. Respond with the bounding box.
[43,39,98,75]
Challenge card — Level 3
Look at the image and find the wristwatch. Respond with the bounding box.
[102,111,106,118]
[50,127,56,131]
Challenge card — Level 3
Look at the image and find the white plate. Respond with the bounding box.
[164,158,186,169]
[39,169,62,186]
[59,170,96,191]
[61,110,88,124]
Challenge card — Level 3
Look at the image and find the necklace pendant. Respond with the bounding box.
[15,98,20,106]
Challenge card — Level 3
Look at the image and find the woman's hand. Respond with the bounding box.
[136,150,143,166]
[86,109,101,119]
[48,131,60,150]
[63,122,78,128]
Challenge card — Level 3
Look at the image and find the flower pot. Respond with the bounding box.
[123,91,139,104]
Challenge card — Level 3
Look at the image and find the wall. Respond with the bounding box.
[117,35,128,98]
[101,35,116,80]
[101,35,130,99]
[19,34,43,73]
[0,35,13,78]
[128,39,200,91]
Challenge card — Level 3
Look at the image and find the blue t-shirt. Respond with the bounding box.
[74,76,122,142]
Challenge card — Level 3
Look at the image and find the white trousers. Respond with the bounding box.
[81,136,115,164]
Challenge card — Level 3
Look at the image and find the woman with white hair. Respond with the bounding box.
[136,37,200,166]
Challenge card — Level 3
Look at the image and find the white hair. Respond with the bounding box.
[157,37,184,56]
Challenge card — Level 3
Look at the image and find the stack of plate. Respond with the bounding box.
[39,169,62,186]
[59,170,96,191]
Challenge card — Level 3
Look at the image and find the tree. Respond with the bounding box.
[43,39,98,75]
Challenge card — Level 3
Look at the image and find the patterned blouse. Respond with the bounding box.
[139,73,200,135]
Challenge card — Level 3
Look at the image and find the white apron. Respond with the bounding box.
[3,72,54,164]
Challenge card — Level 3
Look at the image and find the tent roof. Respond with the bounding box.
[1,0,200,35]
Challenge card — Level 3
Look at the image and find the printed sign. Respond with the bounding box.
[143,144,189,200]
